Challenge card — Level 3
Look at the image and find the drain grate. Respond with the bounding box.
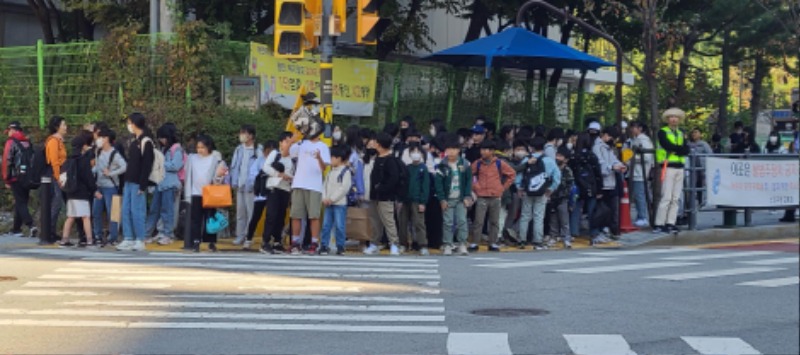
[471,308,549,317]
[0,276,17,282]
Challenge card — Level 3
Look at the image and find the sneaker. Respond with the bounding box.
[609,234,621,241]
[420,247,430,256]
[533,244,548,250]
[398,245,407,254]
[290,245,301,255]
[634,219,649,228]
[590,235,611,246]
[563,238,573,249]
[306,243,318,255]
[192,240,201,253]
[667,224,679,235]
[442,245,453,256]
[28,227,39,239]
[543,236,556,247]
[488,244,501,252]
[517,241,527,249]
[209,243,218,252]
[145,235,160,244]
[132,241,146,251]
[273,243,285,254]
[232,237,245,246]
[457,244,469,256]
[652,226,668,235]
[260,244,274,255]
[116,240,135,251]
[318,246,330,256]
[363,244,379,255]
[243,241,252,250]
[389,244,400,256]
[336,249,345,256]
[57,241,74,248]
[467,244,479,252]
[157,236,174,245]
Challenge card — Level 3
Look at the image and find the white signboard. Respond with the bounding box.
[705,157,800,207]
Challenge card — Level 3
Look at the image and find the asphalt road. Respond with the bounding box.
[0,243,797,355]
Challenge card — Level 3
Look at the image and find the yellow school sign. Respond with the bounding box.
[249,42,379,117]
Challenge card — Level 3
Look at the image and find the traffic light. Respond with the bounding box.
[274,0,306,58]
[333,0,347,34]
[304,0,321,49]
[356,0,391,45]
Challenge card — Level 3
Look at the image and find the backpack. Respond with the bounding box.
[170,144,188,183]
[573,153,598,198]
[141,137,165,185]
[59,157,79,194]
[522,156,551,196]
[9,138,40,190]
[337,166,358,207]
[393,157,410,201]
[254,153,279,198]
[475,159,503,183]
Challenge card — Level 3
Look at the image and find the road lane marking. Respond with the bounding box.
[563,334,637,355]
[582,248,697,257]
[56,265,439,274]
[736,276,800,288]
[647,267,784,281]
[0,319,449,333]
[63,300,445,312]
[476,257,614,269]
[662,251,776,261]
[447,333,512,355]
[4,290,110,296]
[157,294,443,303]
[0,309,445,322]
[554,262,698,274]
[682,336,761,355]
[77,258,437,269]
[23,281,171,289]
[739,257,799,266]
[39,273,440,280]
[133,254,439,264]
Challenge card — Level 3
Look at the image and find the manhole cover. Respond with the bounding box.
[0,276,17,282]
[471,308,549,317]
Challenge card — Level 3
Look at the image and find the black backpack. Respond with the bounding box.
[9,138,41,190]
[573,153,598,198]
[393,157,410,201]
[523,156,552,196]
[59,157,79,194]
[254,153,279,198]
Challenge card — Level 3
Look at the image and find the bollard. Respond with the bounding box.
[619,180,638,233]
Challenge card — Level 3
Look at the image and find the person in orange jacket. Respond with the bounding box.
[469,140,516,252]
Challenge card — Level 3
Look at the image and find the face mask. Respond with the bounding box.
[514,150,527,159]
[557,139,563,146]
[366,148,377,157]
[333,131,342,140]
[239,134,248,144]
[429,128,436,137]
[566,142,573,150]
[127,124,135,134]
[95,138,105,148]
[769,136,778,144]
[410,152,422,162]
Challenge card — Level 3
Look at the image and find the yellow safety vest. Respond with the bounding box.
[656,126,685,164]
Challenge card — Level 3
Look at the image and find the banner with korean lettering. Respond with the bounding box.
[248,43,378,116]
[705,157,800,207]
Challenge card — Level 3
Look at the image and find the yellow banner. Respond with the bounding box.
[249,42,378,116]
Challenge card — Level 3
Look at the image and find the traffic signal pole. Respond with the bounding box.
[320,0,334,132]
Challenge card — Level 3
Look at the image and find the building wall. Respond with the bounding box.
[1,0,46,47]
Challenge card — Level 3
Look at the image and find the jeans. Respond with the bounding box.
[441,198,467,246]
[519,195,547,245]
[631,181,649,221]
[235,189,256,241]
[471,197,501,245]
[10,183,33,232]
[50,182,63,238]
[398,202,429,247]
[92,187,119,242]
[121,182,147,241]
[145,188,177,238]
[320,205,347,249]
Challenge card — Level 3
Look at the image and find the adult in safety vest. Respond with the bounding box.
[654,108,690,234]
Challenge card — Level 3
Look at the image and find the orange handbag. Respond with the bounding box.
[202,184,233,208]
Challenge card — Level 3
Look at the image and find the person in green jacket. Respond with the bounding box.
[397,143,431,256]
[435,135,474,256]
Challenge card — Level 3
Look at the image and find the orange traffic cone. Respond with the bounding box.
[619,180,639,233]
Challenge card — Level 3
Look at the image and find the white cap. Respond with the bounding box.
[587,121,601,132]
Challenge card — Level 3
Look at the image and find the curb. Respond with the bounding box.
[619,223,799,248]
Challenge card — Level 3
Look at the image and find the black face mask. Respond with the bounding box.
[366,148,378,157]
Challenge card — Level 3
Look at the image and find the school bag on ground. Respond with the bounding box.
[141,137,165,184]
[522,156,551,196]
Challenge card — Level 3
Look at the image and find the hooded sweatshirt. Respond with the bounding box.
[2,131,30,184]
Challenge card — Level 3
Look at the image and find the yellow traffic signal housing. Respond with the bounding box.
[333,0,347,34]
[304,0,321,49]
[275,0,306,58]
[356,0,391,45]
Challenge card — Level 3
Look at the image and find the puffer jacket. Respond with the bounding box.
[592,137,621,190]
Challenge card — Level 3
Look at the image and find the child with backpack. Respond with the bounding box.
[319,146,352,255]
[517,137,561,250]
[434,135,473,256]
[2,121,37,238]
[92,129,127,246]
[260,132,294,254]
[117,113,156,252]
[145,124,184,246]
[244,140,277,250]
[469,140,516,252]
[58,133,98,248]
[547,147,575,249]
[397,143,431,256]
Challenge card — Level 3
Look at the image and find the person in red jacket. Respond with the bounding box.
[2,121,36,238]
[469,140,516,252]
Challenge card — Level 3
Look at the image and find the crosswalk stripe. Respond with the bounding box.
[582,248,697,257]
[555,262,698,274]
[40,272,440,280]
[0,308,445,322]
[563,334,637,355]
[4,290,110,296]
[447,333,512,355]
[57,265,439,274]
[647,267,785,281]
[0,319,449,333]
[157,293,444,303]
[127,254,440,264]
[23,281,171,289]
[740,257,799,266]
[237,286,365,292]
[475,257,614,269]
[13,249,132,258]
[78,258,437,269]
[662,251,776,261]
[682,336,762,355]
[737,276,800,288]
[63,300,445,312]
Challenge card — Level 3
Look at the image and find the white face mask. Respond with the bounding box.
[514,150,527,159]
[127,124,135,134]
[566,142,574,150]
[239,134,248,144]
[769,136,778,144]
[95,138,105,148]
[429,128,436,137]
[333,131,342,140]
[410,152,422,162]
[557,138,563,146]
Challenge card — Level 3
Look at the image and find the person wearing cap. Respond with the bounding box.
[2,122,36,238]
[465,124,486,163]
[654,108,690,235]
